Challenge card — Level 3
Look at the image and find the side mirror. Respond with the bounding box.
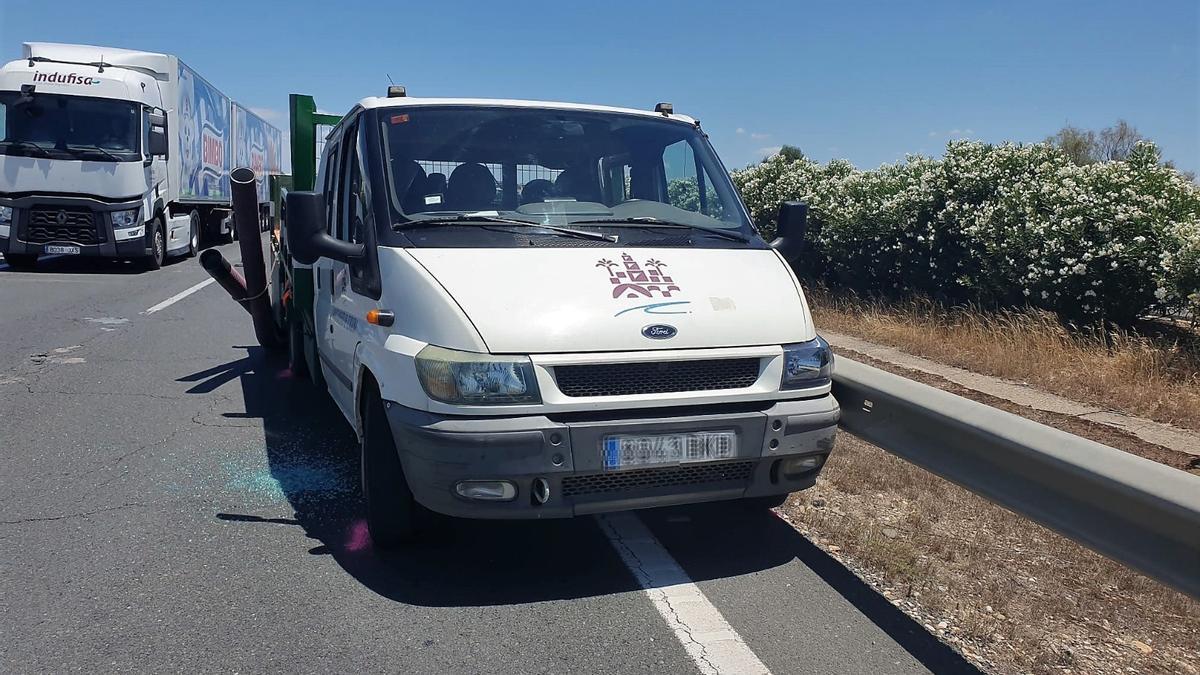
[770,201,808,263]
[148,126,169,157]
[284,191,365,265]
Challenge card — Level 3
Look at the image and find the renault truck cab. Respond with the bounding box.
[284,94,838,546]
[0,43,190,269]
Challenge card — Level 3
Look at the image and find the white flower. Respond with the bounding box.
[1155,287,1168,300]
[1041,290,1050,300]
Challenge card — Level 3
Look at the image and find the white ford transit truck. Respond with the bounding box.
[279,92,838,546]
[0,42,282,270]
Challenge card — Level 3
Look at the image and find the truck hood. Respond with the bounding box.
[407,247,813,354]
[0,156,147,200]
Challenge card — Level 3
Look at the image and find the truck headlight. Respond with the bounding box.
[415,345,541,405]
[111,208,140,229]
[0,205,12,223]
[781,336,833,389]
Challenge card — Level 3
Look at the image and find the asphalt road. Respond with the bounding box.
[0,244,979,674]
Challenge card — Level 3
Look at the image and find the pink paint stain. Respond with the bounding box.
[345,519,372,552]
[276,368,294,380]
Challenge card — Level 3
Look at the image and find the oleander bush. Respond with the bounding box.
[732,140,1200,325]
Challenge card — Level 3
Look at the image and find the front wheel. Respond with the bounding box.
[361,385,431,548]
[142,219,165,270]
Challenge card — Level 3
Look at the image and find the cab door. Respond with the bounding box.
[313,139,345,405]
[324,118,368,420]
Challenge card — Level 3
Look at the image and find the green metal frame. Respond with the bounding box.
[289,93,343,192]
[285,94,344,376]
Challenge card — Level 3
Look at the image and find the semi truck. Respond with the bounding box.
[0,42,282,270]
[206,90,839,548]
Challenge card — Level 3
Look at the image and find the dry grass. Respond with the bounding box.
[783,435,1200,675]
[807,287,1200,431]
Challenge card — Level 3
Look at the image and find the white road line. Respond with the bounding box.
[598,512,771,675]
[143,278,215,315]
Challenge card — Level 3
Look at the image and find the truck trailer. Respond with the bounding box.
[0,42,282,270]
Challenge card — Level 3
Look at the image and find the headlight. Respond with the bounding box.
[111,208,140,229]
[0,205,11,223]
[415,345,541,405]
[781,336,833,389]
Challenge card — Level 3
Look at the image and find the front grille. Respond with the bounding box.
[26,207,99,245]
[561,460,754,497]
[555,358,761,397]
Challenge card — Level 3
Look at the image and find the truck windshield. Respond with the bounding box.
[0,92,140,161]
[378,105,758,243]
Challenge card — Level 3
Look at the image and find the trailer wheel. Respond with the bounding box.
[361,383,430,548]
[287,312,309,379]
[185,210,200,257]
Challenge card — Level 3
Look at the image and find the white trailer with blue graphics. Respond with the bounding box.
[0,42,282,270]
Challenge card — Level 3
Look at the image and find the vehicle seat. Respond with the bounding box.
[446,163,496,211]
[399,161,428,213]
[426,172,447,195]
[521,179,553,204]
[553,168,600,202]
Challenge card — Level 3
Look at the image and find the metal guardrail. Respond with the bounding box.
[832,357,1200,599]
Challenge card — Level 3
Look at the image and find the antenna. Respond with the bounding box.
[387,73,395,85]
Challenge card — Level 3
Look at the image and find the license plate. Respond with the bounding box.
[44,245,81,255]
[603,430,737,470]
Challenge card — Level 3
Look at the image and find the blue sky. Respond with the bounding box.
[2,0,1197,174]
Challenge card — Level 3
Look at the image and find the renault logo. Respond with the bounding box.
[56,210,67,226]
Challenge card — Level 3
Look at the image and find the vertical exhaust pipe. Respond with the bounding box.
[230,167,281,348]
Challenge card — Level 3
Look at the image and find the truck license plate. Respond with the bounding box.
[603,430,737,470]
[44,245,80,255]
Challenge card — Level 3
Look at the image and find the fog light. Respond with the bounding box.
[781,455,824,477]
[455,480,517,501]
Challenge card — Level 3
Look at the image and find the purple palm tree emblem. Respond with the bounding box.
[596,258,619,275]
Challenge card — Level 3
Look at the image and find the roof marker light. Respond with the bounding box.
[654,102,673,116]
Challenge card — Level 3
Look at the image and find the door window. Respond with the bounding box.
[662,139,725,219]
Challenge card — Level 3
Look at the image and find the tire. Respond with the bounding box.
[287,312,309,379]
[304,322,325,389]
[185,210,200,257]
[142,218,165,270]
[208,211,232,245]
[361,384,430,548]
[4,254,38,271]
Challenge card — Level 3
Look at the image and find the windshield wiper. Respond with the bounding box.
[65,145,123,162]
[569,216,749,243]
[397,214,616,242]
[0,140,52,158]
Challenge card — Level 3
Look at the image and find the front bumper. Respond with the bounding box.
[386,394,840,518]
[0,195,148,259]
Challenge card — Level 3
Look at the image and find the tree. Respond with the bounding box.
[779,145,806,162]
[1048,119,1146,165]
[1047,125,1096,165]
[1095,119,1144,162]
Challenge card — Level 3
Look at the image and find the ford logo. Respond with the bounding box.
[642,324,677,340]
